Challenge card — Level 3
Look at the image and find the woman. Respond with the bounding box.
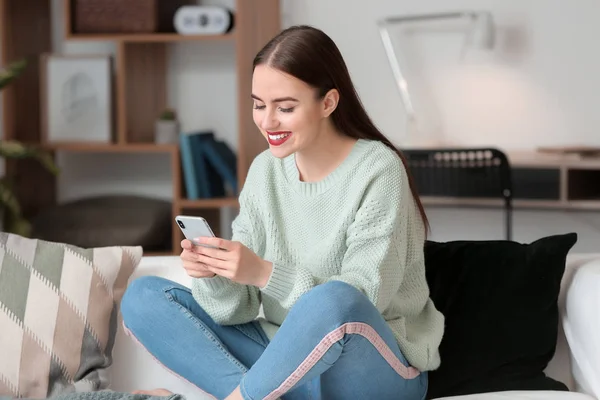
[121,25,444,400]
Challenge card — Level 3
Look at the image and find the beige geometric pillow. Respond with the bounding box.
[0,232,142,398]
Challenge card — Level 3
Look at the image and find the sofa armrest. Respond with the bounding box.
[563,258,600,399]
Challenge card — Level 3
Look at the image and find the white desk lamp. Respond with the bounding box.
[378,11,496,147]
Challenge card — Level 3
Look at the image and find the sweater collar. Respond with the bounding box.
[282,139,373,196]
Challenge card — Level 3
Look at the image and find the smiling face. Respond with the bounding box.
[251,64,337,159]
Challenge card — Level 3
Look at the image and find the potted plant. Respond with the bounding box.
[155,107,180,144]
[0,59,59,236]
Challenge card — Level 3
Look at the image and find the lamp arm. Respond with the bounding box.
[377,24,417,119]
[377,11,493,146]
[376,12,478,129]
[380,11,478,25]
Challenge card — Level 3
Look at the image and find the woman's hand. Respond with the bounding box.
[180,239,216,278]
[192,236,273,288]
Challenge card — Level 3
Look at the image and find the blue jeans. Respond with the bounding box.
[121,278,428,400]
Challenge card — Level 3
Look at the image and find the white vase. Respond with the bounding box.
[155,120,180,144]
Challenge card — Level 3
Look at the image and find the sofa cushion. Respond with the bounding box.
[0,232,142,398]
[563,257,600,399]
[424,233,578,399]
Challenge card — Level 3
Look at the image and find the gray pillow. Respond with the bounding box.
[31,195,171,251]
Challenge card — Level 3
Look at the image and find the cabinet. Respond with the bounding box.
[421,150,600,210]
[1,0,280,254]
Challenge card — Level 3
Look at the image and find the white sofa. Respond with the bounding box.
[107,254,600,400]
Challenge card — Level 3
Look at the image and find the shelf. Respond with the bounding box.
[41,142,178,153]
[64,32,235,43]
[564,200,600,209]
[421,196,600,210]
[421,196,566,209]
[179,197,239,209]
[509,150,600,169]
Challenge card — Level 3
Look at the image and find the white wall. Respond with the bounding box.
[2,0,600,202]
[283,0,600,149]
[426,207,600,253]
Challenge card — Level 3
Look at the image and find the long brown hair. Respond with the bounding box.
[253,25,429,234]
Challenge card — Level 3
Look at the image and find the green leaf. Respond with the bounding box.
[0,178,21,219]
[0,59,27,91]
[7,217,32,237]
[159,108,177,120]
[0,141,60,175]
[0,141,34,157]
[34,151,60,175]
[0,178,32,237]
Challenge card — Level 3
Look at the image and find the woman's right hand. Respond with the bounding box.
[180,239,217,278]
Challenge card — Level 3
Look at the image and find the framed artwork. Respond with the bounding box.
[40,54,113,144]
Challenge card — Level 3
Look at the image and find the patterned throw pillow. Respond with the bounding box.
[0,232,143,398]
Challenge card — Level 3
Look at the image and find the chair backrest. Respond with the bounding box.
[399,148,513,201]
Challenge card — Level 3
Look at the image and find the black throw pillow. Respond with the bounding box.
[424,233,578,399]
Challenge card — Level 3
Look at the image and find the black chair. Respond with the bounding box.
[400,147,513,240]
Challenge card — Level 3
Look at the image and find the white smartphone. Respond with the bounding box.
[175,215,217,247]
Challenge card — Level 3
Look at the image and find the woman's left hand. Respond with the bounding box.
[193,237,273,288]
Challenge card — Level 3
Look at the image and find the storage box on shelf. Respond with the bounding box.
[0,0,280,254]
[71,0,191,35]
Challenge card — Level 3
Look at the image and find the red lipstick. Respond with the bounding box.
[267,131,292,146]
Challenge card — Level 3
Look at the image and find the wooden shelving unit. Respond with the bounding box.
[1,0,280,255]
[66,33,235,43]
[40,142,179,153]
[178,197,240,209]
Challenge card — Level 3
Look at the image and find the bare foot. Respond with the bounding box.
[132,388,174,396]
[224,386,243,400]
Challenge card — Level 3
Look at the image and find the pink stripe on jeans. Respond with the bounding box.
[263,322,420,400]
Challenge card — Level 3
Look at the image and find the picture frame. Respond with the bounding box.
[40,53,113,144]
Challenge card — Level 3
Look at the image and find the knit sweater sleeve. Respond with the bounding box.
[260,163,417,312]
[190,184,262,326]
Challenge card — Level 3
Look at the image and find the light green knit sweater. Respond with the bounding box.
[191,139,444,371]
